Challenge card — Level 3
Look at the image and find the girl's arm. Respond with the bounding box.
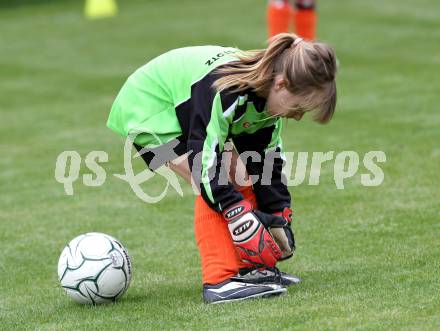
[232,119,291,214]
[185,74,244,212]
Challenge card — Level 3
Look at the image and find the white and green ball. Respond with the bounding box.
[58,232,132,304]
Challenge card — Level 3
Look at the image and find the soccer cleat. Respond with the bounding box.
[203,279,286,304]
[231,267,301,287]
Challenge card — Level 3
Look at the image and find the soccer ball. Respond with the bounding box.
[57,232,132,304]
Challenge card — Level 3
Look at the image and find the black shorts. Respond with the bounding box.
[133,135,187,171]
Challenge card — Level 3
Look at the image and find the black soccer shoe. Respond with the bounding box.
[231,267,301,287]
[203,279,286,304]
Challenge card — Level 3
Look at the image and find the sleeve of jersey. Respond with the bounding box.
[232,119,291,214]
[187,85,243,212]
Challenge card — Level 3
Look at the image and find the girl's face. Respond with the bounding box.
[266,75,308,121]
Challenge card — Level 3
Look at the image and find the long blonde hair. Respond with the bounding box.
[213,33,337,123]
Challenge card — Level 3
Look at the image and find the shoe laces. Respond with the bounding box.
[267,267,282,283]
[239,266,282,283]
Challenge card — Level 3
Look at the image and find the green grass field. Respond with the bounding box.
[1,0,440,330]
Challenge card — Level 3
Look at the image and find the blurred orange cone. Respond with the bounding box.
[84,0,118,19]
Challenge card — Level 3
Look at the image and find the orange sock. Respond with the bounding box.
[293,8,316,41]
[267,1,291,38]
[194,186,258,285]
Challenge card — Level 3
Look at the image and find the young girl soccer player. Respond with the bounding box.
[107,33,337,304]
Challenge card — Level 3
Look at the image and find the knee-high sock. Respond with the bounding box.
[292,1,317,41]
[267,0,291,38]
[194,186,258,285]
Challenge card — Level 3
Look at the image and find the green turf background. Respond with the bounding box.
[1,0,439,330]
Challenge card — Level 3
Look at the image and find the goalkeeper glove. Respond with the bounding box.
[271,207,295,260]
[222,200,287,268]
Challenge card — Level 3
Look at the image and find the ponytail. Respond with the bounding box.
[213,34,299,94]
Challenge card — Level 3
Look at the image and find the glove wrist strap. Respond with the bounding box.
[222,200,252,222]
[273,207,293,223]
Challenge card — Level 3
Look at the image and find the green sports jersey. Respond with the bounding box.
[108,46,239,144]
[107,46,291,213]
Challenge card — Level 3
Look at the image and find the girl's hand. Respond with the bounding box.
[272,208,295,260]
[222,201,287,268]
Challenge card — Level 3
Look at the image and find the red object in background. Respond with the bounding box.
[267,0,317,41]
[293,8,316,41]
[267,1,291,38]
